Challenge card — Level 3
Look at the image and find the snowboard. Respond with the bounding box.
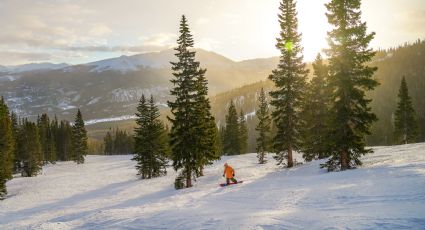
[220,181,243,187]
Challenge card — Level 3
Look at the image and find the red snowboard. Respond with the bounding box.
[220,181,243,187]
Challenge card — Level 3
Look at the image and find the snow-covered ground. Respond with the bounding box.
[1,143,425,229]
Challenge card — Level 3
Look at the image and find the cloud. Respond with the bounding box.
[139,33,177,47]
[65,44,171,53]
[0,0,423,65]
[196,17,211,25]
[0,1,109,51]
[0,51,52,65]
[89,24,113,37]
[64,33,178,53]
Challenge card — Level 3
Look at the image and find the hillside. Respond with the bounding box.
[1,143,425,229]
[209,40,425,147]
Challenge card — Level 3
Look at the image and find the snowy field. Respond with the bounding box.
[1,143,425,229]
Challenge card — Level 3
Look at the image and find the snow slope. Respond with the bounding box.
[1,143,425,229]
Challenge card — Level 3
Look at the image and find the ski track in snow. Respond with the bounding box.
[1,143,425,229]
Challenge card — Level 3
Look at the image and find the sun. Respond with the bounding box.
[296,0,330,61]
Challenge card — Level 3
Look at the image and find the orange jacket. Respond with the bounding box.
[223,165,235,178]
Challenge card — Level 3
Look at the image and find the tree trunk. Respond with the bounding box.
[186,167,192,188]
[287,146,294,168]
[340,150,349,170]
[199,165,204,177]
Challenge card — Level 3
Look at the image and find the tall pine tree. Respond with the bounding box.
[394,76,418,144]
[192,70,220,176]
[38,114,56,164]
[0,97,14,199]
[133,95,168,179]
[57,120,72,161]
[301,54,331,161]
[238,110,248,154]
[71,109,88,164]
[168,15,217,188]
[269,0,308,168]
[103,131,114,155]
[18,119,43,177]
[256,88,271,164]
[223,100,240,155]
[323,0,378,171]
[50,116,59,162]
[10,111,20,173]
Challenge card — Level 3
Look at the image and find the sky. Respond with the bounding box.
[0,0,424,65]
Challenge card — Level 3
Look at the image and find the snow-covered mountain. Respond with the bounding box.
[0,62,69,74]
[85,51,173,73]
[1,143,424,229]
[0,49,277,121]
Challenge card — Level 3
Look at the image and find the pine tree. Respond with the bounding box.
[133,95,168,179]
[71,109,88,164]
[57,120,72,161]
[238,110,248,154]
[223,100,240,155]
[323,0,378,171]
[0,97,14,199]
[103,131,113,155]
[256,88,271,164]
[163,125,171,158]
[18,119,43,177]
[38,114,56,164]
[269,0,308,168]
[10,111,20,173]
[394,76,418,144]
[50,116,59,162]
[192,70,220,177]
[219,126,226,155]
[301,54,331,161]
[168,15,216,188]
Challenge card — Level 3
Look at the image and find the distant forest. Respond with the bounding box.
[210,39,425,150]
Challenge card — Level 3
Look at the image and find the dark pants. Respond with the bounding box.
[226,178,237,184]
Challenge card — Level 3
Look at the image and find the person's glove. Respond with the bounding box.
[222,174,224,177]
[232,173,235,177]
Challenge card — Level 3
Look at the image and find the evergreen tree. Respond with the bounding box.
[50,116,59,161]
[219,126,226,155]
[168,15,216,188]
[238,110,248,154]
[103,128,134,155]
[18,119,43,177]
[256,88,271,164]
[0,97,14,199]
[103,130,114,155]
[268,0,308,168]
[163,125,172,158]
[215,125,224,156]
[10,111,20,173]
[133,95,168,179]
[301,54,331,161]
[192,62,220,177]
[56,120,72,161]
[394,76,418,144]
[114,129,124,154]
[71,109,88,164]
[223,100,240,155]
[38,114,56,164]
[323,0,378,171]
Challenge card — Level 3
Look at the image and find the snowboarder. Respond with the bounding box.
[223,163,238,185]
